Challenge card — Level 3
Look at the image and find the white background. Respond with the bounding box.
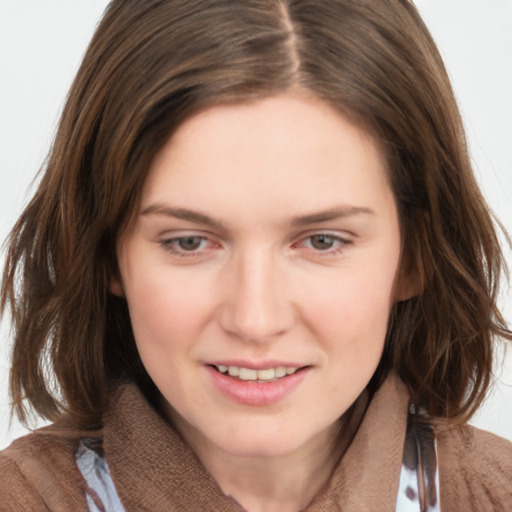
[0,0,511,449]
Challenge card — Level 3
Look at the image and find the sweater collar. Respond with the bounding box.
[103,374,408,511]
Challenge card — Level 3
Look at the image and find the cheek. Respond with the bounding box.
[123,269,208,351]
[122,275,203,396]
[299,258,398,352]
[313,265,396,315]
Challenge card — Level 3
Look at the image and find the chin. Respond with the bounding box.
[206,416,338,460]
[217,433,306,458]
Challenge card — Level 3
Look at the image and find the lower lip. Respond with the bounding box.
[206,366,310,406]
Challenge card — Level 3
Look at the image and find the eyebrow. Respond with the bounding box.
[141,204,375,229]
[290,206,375,227]
[141,204,227,230]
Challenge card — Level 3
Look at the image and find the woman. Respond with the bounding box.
[1,0,511,510]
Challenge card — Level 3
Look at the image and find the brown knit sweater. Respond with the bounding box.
[0,375,511,511]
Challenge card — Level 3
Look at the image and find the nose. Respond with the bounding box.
[218,248,295,345]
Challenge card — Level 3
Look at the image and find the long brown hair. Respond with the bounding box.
[2,0,510,431]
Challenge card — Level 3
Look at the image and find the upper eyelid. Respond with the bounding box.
[161,234,213,246]
[158,230,219,244]
[295,234,351,247]
[157,228,229,245]
[157,230,354,243]
[291,229,354,243]
[156,228,355,247]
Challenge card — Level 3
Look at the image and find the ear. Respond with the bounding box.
[109,275,125,297]
[395,272,420,302]
[394,257,423,302]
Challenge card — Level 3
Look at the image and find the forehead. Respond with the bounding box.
[142,94,392,214]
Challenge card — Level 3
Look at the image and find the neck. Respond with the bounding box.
[169,392,368,512]
[205,425,340,512]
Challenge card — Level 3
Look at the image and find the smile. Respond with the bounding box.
[207,363,310,406]
[214,365,300,382]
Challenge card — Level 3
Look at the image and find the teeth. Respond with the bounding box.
[275,366,287,378]
[228,366,239,377]
[239,368,258,380]
[257,368,275,381]
[216,365,299,381]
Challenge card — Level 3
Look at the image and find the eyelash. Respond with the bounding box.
[159,233,353,258]
[160,235,215,257]
[293,234,352,255]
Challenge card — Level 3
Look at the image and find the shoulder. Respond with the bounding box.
[436,422,512,512]
[0,429,88,511]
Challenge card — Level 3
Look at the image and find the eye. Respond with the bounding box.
[295,233,352,255]
[160,235,213,256]
[308,234,338,251]
[175,236,204,251]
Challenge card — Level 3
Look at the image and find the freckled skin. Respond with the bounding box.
[113,94,407,503]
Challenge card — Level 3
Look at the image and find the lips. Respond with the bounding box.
[206,363,310,406]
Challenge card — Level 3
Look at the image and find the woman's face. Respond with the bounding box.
[114,94,407,459]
